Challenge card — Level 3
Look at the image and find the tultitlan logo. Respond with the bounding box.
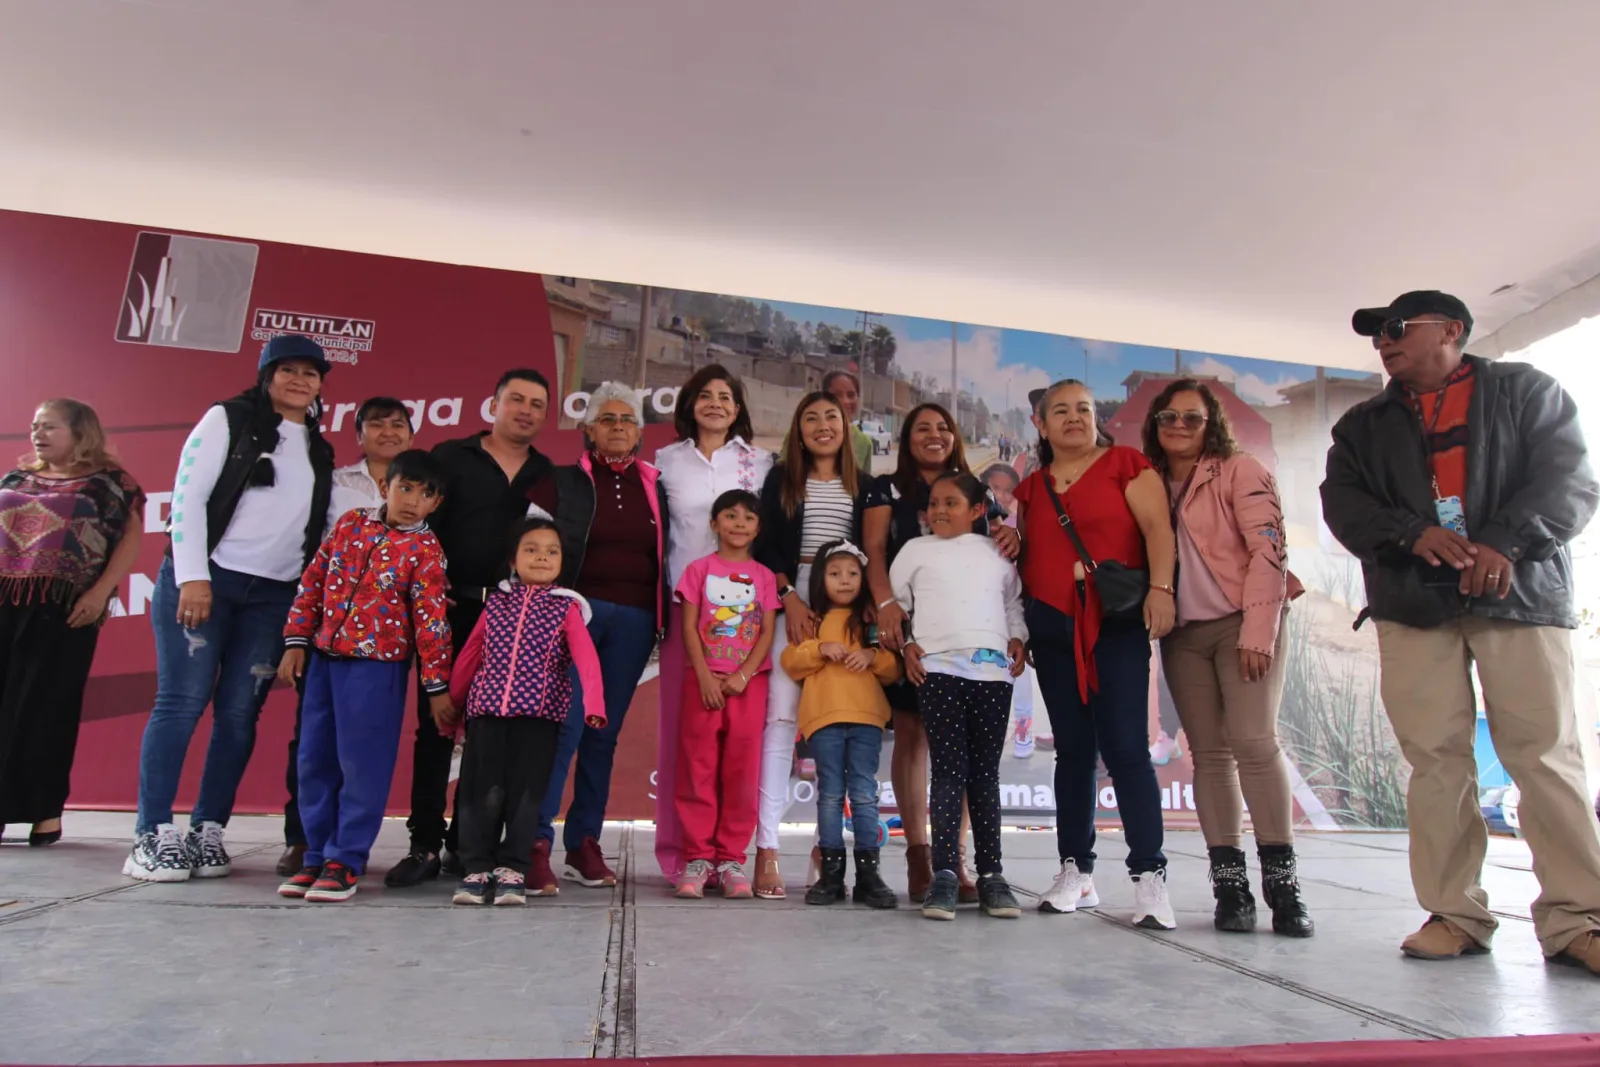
[115,231,259,352]
[251,309,376,366]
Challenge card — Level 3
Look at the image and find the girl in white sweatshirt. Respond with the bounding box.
[889,471,1028,921]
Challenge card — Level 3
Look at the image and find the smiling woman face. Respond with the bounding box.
[266,360,324,420]
[1155,389,1209,465]
[908,407,956,471]
[800,398,845,458]
[693,377,738,435]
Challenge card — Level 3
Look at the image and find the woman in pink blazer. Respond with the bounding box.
[1142,379,1314,940]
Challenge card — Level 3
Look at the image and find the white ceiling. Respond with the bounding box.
[4,0,1600,371]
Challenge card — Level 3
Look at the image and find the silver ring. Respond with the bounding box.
[1487,573,1500,580]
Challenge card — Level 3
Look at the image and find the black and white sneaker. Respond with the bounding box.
[123,823,192,882]
[187,822,231,878]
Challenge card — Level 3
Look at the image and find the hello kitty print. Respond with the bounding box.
[674,552,780,674]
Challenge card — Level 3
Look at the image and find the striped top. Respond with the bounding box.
[799,478,855,557]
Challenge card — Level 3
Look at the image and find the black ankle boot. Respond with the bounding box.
[1208,845,1257,933]
[805,847,847,905]
[1259,844,1315,938]
[851,849,898,909]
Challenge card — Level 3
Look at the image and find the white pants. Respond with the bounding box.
[757,564,809,850]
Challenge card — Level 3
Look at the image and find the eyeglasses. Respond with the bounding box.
[592,414,640,427]
[1373,318,1447,345]
[1154,410,1208,429]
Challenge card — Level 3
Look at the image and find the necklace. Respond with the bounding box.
[1051,449,1101,491]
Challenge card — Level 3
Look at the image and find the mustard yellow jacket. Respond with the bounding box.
[780,608,901,740]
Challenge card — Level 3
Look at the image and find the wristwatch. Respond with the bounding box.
[778,583,796,600]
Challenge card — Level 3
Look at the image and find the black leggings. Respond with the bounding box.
[920,672,1013,876]
[456,716,559,876]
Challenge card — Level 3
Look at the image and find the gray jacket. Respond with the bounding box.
[1320,355,1597,630]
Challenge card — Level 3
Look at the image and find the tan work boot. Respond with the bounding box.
[1552,931,1600,976]
[1401,916,1489,960]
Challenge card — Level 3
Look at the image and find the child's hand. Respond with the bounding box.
[1007,638,1027,678]
[843,648,875,672]
[584,714,607,728]
[819,641,848,661]
[697,671,726,710]
[429,693,459,733]
[903,642,927,686]
[722,669,751,696]
[278,648,306,686]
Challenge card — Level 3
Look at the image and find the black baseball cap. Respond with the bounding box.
[1351,291,1473,342]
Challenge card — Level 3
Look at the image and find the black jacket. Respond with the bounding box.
[754,465,872,591]
[429,432,553,596]
[1320,355,1597,630]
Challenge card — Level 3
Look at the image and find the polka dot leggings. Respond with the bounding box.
[920,672,1014,876]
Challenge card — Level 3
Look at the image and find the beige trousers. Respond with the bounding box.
[1160,612,1294,849]
[1377,616,1600,955]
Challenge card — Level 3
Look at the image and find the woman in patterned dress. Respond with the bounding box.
[0,399,144,845]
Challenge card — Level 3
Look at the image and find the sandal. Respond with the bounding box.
[806,844,822,887]
[754,847,787,899]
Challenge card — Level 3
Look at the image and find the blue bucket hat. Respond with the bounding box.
[259,334,331,375]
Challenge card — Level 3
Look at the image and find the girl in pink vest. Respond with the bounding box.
[447,518,605,906]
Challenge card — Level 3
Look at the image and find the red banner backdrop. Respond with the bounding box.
[0,208,673,821]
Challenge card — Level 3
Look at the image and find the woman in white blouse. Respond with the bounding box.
[124,335,336,884]
[653,365,773,881]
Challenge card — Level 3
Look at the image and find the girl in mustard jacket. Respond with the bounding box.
[781,539,900,908]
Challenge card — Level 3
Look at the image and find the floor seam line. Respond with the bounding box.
[0,843,276,927]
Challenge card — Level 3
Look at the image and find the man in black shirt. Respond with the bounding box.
[384,369,555,887]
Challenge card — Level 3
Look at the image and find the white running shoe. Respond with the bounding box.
[187,821,232,878]
[1038,858,1099,914]
[123,823,192,882]
[1132,869,1177,930]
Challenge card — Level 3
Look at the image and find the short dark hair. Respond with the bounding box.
[674,364,755,443]
[931,470,986,508]
[711,488,760,519]
[495,368,550,397]
[384,448,446,495]
[356,396,411,430]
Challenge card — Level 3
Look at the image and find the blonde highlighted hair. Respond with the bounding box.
[22,398,116,473]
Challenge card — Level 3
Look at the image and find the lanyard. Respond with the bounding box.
[1168,465,1198,529]
[1414,387,1449,499]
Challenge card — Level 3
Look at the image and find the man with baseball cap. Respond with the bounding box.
[1321,290,1600,974]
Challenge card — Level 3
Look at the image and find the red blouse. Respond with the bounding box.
[1014,445,1152,699]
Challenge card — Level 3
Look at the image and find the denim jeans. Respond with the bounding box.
[1025,598,1166,874]
[135,557,296,835]
[539,599,658,851]
[809,722,884,851]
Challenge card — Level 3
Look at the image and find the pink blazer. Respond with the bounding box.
[1172,453,1304,655]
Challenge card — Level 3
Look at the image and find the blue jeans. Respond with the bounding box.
[297,653,410,874]
[810,723,884,851]
[1025,598,1166,874]
[539,599,658,851]
[135,558,296,835]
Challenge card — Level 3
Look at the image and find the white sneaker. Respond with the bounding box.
[122,823,192,882]
[1039,858,1099,914]
[1132,869,1177,930]
[187,822,231,878]
[1013,717,1035,759]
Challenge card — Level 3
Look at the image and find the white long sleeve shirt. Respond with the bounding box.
[889,533,1027,655]
[654,436,774,589]
[169,404,316,585]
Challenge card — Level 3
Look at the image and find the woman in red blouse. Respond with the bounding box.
[1013,379,1178,929]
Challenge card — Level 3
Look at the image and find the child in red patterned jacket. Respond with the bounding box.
[446,517,606,905]
[274,450,452,903]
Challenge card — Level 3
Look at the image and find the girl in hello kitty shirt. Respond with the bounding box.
[673,489,780,899]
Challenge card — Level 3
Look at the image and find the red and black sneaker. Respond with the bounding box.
[304,861,359,902]
[278,865,321,899]
[563,836,617,888]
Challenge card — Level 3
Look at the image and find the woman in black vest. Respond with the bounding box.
[124,335,335,883]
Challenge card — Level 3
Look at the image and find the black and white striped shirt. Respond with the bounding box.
[800,478,855,557]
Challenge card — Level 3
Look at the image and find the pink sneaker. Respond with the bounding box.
[718,861,753,899]
[1149,731,1183,766]
[676,859,713,899]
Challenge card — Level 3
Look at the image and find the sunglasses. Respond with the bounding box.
[1154,410,1208,429]
[1373,317,1447,345]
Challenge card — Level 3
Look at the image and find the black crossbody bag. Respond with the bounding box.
[1044,483,1149,621]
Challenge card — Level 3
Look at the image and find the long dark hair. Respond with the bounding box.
[229,364,332,488]
[1034,378,1112,468]
[778,392,859,516]
[892,401,970,497]
[674,364,755,444]
[1140,378,1238,474]
[808,539,871,645]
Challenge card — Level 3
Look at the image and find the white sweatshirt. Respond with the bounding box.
[889,533,1027,654]
[169,404,316,585]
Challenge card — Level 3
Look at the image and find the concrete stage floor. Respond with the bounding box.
[0,813,1593,1064]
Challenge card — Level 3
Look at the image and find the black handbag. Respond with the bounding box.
[1043,482,1149,622]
